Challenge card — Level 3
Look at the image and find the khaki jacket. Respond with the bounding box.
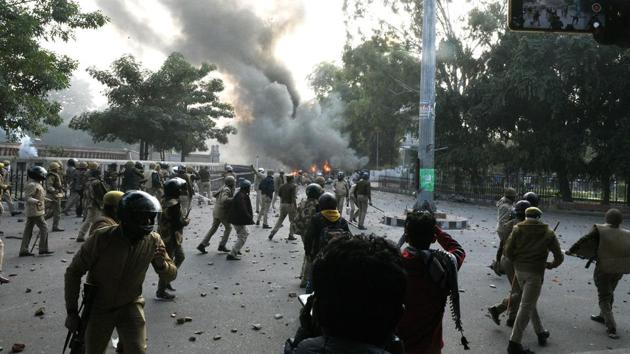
[213,185,234,220]
[504,218,564,274]
[89,216,118,238]
[46,172,64,199]
[25,182,45,217]
[496,197,513,237]
[64,225,177,313]
[597,224,630,274]
[333,179,349,197]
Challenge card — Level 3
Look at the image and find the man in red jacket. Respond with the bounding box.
[397,211,466,354]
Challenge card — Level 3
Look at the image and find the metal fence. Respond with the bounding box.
[374,173,629,206]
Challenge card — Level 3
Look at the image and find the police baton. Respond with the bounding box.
[369,204,385,213]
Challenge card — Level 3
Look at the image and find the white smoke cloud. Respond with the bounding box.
[18,136,38,158]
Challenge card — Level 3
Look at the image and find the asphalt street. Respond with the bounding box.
[1,190,629,353]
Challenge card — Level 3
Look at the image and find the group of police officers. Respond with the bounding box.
[0,158,376,353]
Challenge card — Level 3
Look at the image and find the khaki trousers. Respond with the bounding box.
[179,196,191,215]
[200,217,232,248]
[272,203,296,237]
[229,225,249,257]
[491,257,524,322]
[257,195,272,225]
[594,266,623,331]
[158,240,185,292]
[510,270,545,343]
[64,191,81,213]
[0,237,4,272]
[86,303,147,354]
[20,216,48,253]
[78,207,102,240]
[357,195,369,227]
[335,195,346,216]
[45,197,62,229]
[2,191,15,213]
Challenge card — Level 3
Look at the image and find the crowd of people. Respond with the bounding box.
[0,159,628,354]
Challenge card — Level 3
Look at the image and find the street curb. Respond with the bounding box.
[576,349,630,354]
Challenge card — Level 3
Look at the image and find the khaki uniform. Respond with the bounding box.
[0,171,16,215]
[20,182,49,254]
[200,185,234,248]
[295,199,319,287]
[64,168,85,215]
[77,177,104,241]
[45,172,64,229]
[157,198,187,292]
[271,174,286,210]
[253,170,265,213]
[271,182,297,238]
[0,173,10,215]
[333,179,349,216]
[354,180,371,228]
[65,226,177,354]
[90,216,118,237]
[504,219,564,344]
[572,224,630,331]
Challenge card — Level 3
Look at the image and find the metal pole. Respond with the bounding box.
[416,0,437,211]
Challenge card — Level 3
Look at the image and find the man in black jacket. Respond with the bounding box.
[226,180,254,260]
[285,235,406,354]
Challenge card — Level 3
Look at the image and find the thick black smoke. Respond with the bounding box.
[95,0,367,169]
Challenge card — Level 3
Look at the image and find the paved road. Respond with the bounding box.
[0,190,629,353]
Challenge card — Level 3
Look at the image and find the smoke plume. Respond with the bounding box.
[96,0,367,169]
[18,136,38,158]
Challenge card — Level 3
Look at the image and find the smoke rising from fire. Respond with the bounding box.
[95,0,367,169]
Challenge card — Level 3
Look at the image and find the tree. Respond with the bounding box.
[70,53,236,161]
[0,0,107,139]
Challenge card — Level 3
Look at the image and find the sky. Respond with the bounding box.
[47,0,348,107]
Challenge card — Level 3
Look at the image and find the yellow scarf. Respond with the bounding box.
[321,209,341,223]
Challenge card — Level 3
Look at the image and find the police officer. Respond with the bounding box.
[76,164,106,242]
[269,175,297,241]
[197,176,235,254]
[64,191,177,354]
[90,191,124,234]
[65,158,77,195]
[226,180,254,260]
[198,165,212,204]
[294,183,323,288]
[272,170,286,210]
[568,209,630,339]
[19,166,52,256]
[256,170,275,228]
[120,161,145,192]
[64,160,87,217]
[354,172,372,230]
[0,161,19,216]
[333,171,350,216]
[251,165,265,213]
[104,163,119,191]
[45,161,65,232]
[492,187,518,275]
[156,178,189,299]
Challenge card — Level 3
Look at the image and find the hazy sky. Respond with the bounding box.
[47,0,348,106]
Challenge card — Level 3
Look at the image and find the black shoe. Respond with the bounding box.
[237,251,242,255]
[217,245,230,252]
[489,260,504,276]
[11,211,21,216]
[507,341,534,354]
[488,306,501,326]
[607,328,620,339]
[287,236,297,241]
[52,228,65,232]
[226,254,241,261]
[506,318,515,327]
[591,315,605,324]
[358,226,367,230]
[0,274,10,284]
[262,224,271,229]
[39,250,54,256]
[197,244,208,254]
[19,252,34,257]
[166,284,176,291]
[268,231,276,240]
[256,221,260,226]
[537,330,549,346]
[76,238,85,243]
[156,290,175,300]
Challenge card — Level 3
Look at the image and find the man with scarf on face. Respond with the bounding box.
[491,187,518,275]
[397,211,467,354]
[64,191,177,354]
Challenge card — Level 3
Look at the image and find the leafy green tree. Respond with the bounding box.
[70,53,236,161]
[0,0,107,138]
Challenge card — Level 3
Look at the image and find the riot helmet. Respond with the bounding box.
[225,165,233,172]
[239,179,252,194]
[67,158,78,168]
[306,183,324,199]
[318,192,338,210]
[118,191,162,239]
[135,161,144,170]
[164,177,187,199]
[224,175,236,188]
[523,192,539,207]
[77,161,88,170]
[337,171,345,180]
[512,200,532,220]
[28,166,47,181]
[48,161,61,172]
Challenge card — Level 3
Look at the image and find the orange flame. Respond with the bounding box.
[322,161,331,174]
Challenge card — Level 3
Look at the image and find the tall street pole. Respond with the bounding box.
[416,0,437,210]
